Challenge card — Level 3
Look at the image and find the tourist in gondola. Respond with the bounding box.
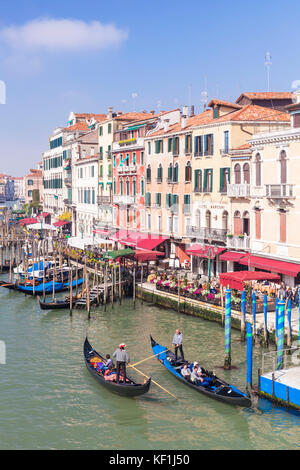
[181,363,191,380]
[105,354,114,370]
[113,343,130,383]
[172,328,184,363]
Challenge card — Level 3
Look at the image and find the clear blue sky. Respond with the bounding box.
[0,0,299,175]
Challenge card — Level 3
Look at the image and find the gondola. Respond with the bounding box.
[0,280,16,289]
[84,337,151,397]
[150,336,251,407]
[38,296,73,310]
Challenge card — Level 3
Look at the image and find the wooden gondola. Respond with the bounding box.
[83,337,151,397]
[0,280,16,289]
[150,336,251,408]
[38,296,74,310]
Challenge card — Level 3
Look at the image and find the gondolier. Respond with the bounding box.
[172,329,184,363]
[113,343,130,383]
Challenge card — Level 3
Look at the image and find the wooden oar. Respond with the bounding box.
[128,350,167,368]
[129,364,177,400]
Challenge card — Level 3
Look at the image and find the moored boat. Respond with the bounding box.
[38,296,73,310]
[84,337,151,397]
[150,336,251,407]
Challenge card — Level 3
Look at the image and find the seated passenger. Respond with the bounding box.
[181,364,191,380]
[105,354,114,369]
[191,366,204,384]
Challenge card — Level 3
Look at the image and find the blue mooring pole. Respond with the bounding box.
[263,293,268,346]
[287,298,292,348]
[246,322,253,391]
[241,290,246,341]
[277,299,285,370]
[299,287,300,347]
[252,292,256,341]
[224,288,231,369]
[275,297,279,345]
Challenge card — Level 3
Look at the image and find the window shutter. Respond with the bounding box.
[210,169,213,192]
[203,169,208,191]
[211,134,214,155]
[168,138,172,152]
[194,137,198,155]
[220,168,224,192]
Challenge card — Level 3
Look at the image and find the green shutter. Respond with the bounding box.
[210,169,213,192]
[168,138,172,152]
[203,169,208,191]
[220,168,224,192]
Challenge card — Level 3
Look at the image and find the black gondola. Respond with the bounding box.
[0,280,16,289]
[150,336,251,407]
[83,337,151,397]
[38,296,73,310]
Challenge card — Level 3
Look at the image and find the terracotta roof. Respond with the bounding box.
[75,154,99,163]
[232,143,251,150]
[236,92,294,103]
[114,112,155,121]
[74,113,107,120]
[64,122,89,131]
[208,99,242,109]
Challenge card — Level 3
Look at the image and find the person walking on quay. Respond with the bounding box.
[172,328,184,364]
[113,343,130,383]
[277,282,287,301]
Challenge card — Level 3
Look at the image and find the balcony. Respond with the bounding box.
[64,177,72,186]
[113,195,136,205]
[226,234,250,250]
[97,195,112,205]
[117,165,137,175]
[265,184,294,199]
[63,198,72,206]
[186,226,228,243]
[227,184,251,198]
[106,151,112,160]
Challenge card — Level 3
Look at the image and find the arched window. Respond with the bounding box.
[255,153,261,186]
[222,211,229,230]
[234,163,241,184]
[234,210,242,235]
[196,209,201,229]
[185,161,192,182]
[243,163,250,184]
[120,177,123,195]
[168,163,173,182]
[173,163,179,182]
[157,164,163,182]
[141,178,144,196]
[206,210,211,230]
[146,165,151,182]
[242,211,250,236]
[279,150,287,184]
[133,177,136,196]
[126,177,130,195]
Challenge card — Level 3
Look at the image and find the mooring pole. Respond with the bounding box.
[277,299,285,370]
[246,322,253,392]
[224,288,231,369]
[275,297,279,345]
[241,289,246,342]
[287,298,292,348]
[263,293,268,347]
[252,292,256,341]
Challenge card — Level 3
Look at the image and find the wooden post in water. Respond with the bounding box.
[241,289,246,341]
[69,256,73,316]
[104,262,107,311]
[177,271,181,313]
[95,262,99,306]
[111,262,114,309]
[221,285,224,326]
[118,262,122,305]
[224,288,232,370]
[287,298,292,348]
[140,264,143,305]
[43,239,46,301]
[85,261,90,318]
[263,294,268,347]
[252,292,256,343]
[133,264,136,309]
[277,299,285,370]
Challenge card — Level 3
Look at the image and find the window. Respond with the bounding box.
[168,216,172,232]
[133,177,136,196]
[148,142,151,155]
[91,166,94,177]
[255,153,261,186]
[213,107,219,119]
[126,177,130,195]
[145,192,151,207]
[222,211,229,230]
[157,215,162,231]
[155,140,163,153]
[146,165,151,182]
[147,213,151,230]
[99,165,103,178]
[279,210,286,243]
[255,209,261,240]
[113,156,116,167]
[28,190,32,197]
[234,211,242,235]
[168,138,172,152]
[194,136,203,156]
[92,189,95,204]
[99,147,103,159]
[220,168,230,193]
[206,210,211,230]
[234,164,241,184]
[184,194,191,214]
[166,193,172,208]
[120,177,123,195]
[141,151,144,165]
[173,216,178,233]
[167,164,173,182]
[99,126,103,136]
[173,163,179,182]
[113,179,116,194]
[243,163,250,184]
[157,164,163,182]
[133,152,136,165]
[204,134,214,156]
[203,169,213,192]
[279,150,287,184]
[155,193,161,207]
[28,179,34,186]
[224,131,229,153]
[108,164,112,178]
[108,123,112,134]
[194,169,202,192]
[172,137,179,156]
[185,161,192,182]
[141,178,144,196]
[185,135,192,154]
[242,211,250,236]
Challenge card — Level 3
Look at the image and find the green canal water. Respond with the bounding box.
[0,274,299,450]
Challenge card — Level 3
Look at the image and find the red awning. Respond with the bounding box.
[220,271,281,291]
[134,249,164,262]
[111,230,167,250]
[92,229,109,236]
[239,255,300,277]
[186,244,226,259]
[53,220,70,227]
[135,236,167,250]
[219,251,249,262]
[40,212,50,218]
[19,217,38,226]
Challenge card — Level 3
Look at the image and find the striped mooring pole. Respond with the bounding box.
[263,294,268,347]
[275,297,279,345]
[241,290,246,342]
[299,287,300,347]
[246,322,253,391]
[252,292,256,340]
[276,299,285,370]
[224,288,231,369]
[287,298,292,348]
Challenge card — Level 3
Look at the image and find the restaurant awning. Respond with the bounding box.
[19,217,38,225]
[40,212,50,218]
[219,251,249,262]
[92,229,109,236]
[110,230,167,250]
[220,271,281,291]
[239,255,300,277]
[134,249,164,262]
[53,220,70,227]
[103,248,135,260]
[186,244,226,259]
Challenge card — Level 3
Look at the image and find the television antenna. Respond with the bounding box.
[201,90,208,110]
[131,92,138,111]
[265,52,272,92]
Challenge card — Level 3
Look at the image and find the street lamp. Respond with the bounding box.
[205,238,218,284]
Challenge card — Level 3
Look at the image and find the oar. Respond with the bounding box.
[129,364,178,400]
[128,350,167,368]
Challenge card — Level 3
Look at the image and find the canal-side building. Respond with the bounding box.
[13,177,25,201]
[24,167,43,206]
[225,91,300,287]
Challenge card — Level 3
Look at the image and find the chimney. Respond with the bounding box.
[107,106,113,119]
[164,119,170,132]
[190,105,195,117]
[150,110,155,115]
[181,117,187,129]
[182,105,188,117]
[116,110,123,116]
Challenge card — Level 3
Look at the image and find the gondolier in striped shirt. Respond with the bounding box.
[113,343,130,383]
[172,329,184,364]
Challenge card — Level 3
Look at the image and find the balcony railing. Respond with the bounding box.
[97,195,112,205]
[227,184,251,198]
[265,184,294,199]
[63,198,72,206]
[186,226,228,242]
[113,195,136,205]
[117,165,137,175]
[106,151,112,159]
[227,234,250,250]
[64,177,72,186]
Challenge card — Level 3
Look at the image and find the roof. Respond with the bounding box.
[64,122,89,132]
[236,92,294,103]
[114,112,155,122]
[231,143,251,151]
[208,99,242,109]
[74,113,107,120]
